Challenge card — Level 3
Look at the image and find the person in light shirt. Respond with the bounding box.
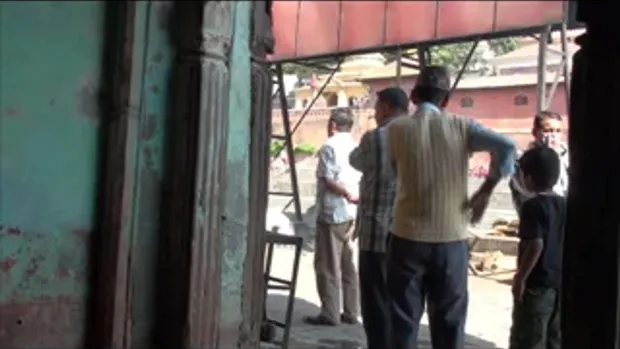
[509,111,569,213]
[304,108,362,326]
[385,66,517,349]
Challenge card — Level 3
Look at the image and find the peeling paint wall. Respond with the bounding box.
[0,2,105,346]
[0,1,177,347]
[0,1,259,347]
[219,0,253,342]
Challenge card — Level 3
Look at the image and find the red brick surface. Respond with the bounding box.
[272,83,568,169]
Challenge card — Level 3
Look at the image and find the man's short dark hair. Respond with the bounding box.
[533,110,562,130]
[412,65,451,105]
[329,107,354,131]
[519,146,561,192]
[377,87,409,112]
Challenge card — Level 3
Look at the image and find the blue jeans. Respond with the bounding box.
[387,235,469,349]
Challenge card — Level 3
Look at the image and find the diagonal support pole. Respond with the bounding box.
[559,22,571,111]
[274,64,303,221]
[271,59,343,161]
[395,47,403,86]
[451,39,480,93]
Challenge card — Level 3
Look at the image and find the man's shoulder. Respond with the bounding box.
[387,114,411,128]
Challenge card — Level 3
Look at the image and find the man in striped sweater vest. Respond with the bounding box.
[386,66,517,349]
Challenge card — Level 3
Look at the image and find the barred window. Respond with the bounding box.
[514,94,529,106]
[460,96,474,108]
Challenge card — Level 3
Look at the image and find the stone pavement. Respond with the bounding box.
[263,245,516,349]
[263,161,518,348]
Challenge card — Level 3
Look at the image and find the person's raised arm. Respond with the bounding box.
[465,120,517,223]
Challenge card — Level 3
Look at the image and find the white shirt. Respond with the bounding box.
[316,132,361,224]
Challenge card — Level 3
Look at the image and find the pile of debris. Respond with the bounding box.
[490,218,519,237]
[471,250,504,273]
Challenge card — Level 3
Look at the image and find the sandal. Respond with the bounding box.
[302,314,338,326]
[340,313,360,325]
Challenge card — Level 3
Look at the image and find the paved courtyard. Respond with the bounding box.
[264,245,515,349]
[263,161,519,349]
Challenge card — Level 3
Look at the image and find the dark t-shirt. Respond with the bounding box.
[518,193,566,289]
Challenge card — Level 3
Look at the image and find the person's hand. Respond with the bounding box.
[512,274,526,302]
[463,189,491,224]
[345,192,359,204]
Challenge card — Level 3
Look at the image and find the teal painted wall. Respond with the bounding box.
[220,0,252,335]
[0,1,105,345]
[0,1,175,346]
[0,1,254,346]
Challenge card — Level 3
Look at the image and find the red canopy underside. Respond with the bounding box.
[270,1,568,62]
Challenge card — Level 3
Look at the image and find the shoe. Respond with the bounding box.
[340,313,360,325]
[303,314,338,326]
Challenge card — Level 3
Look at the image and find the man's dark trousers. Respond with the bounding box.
[387,235,469,349]
[359,247,391,349]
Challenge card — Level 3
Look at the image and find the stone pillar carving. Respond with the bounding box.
[241,1,274,347]
[157,2,232,348]
[186,2,233,348]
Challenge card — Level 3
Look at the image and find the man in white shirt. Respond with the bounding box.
[509,110,569,212]
[304,108,362,326]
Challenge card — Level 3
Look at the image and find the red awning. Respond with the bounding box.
[270,1,568,62]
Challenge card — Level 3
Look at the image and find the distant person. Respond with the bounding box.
[509,146,565,349]
[304,107,362,326]
[509,111,569,212]
[386,66,517,349]
[349,87,409,349]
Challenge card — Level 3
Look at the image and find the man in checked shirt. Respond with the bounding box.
[349,87,409,349]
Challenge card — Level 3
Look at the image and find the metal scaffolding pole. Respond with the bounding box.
[418,45,429,69]
[559,22,571,112]
[273,64,303,221]
[269,61,342,220]
[451,39,480,92]
[535,24,571,113]
[536,25,552,114]
[395,47,403,86]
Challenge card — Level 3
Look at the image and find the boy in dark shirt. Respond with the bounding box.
[509,146,566,349]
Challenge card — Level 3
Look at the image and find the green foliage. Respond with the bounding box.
[280,57,354,79]
[270,140,285,157]
[280,38,521,78]
[429,42,485,73]
[270,140,317,157]
[487,37,521,56]
[429,37,521,73]
[281,63,316,79]
[293,143,317,155]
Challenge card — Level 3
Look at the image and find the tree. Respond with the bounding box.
[281,63,316,79]
[429,37,521,73]
[488,37,521,56]
[280,56,356,80]
[280,37,521,78]
[429,42,486,73]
